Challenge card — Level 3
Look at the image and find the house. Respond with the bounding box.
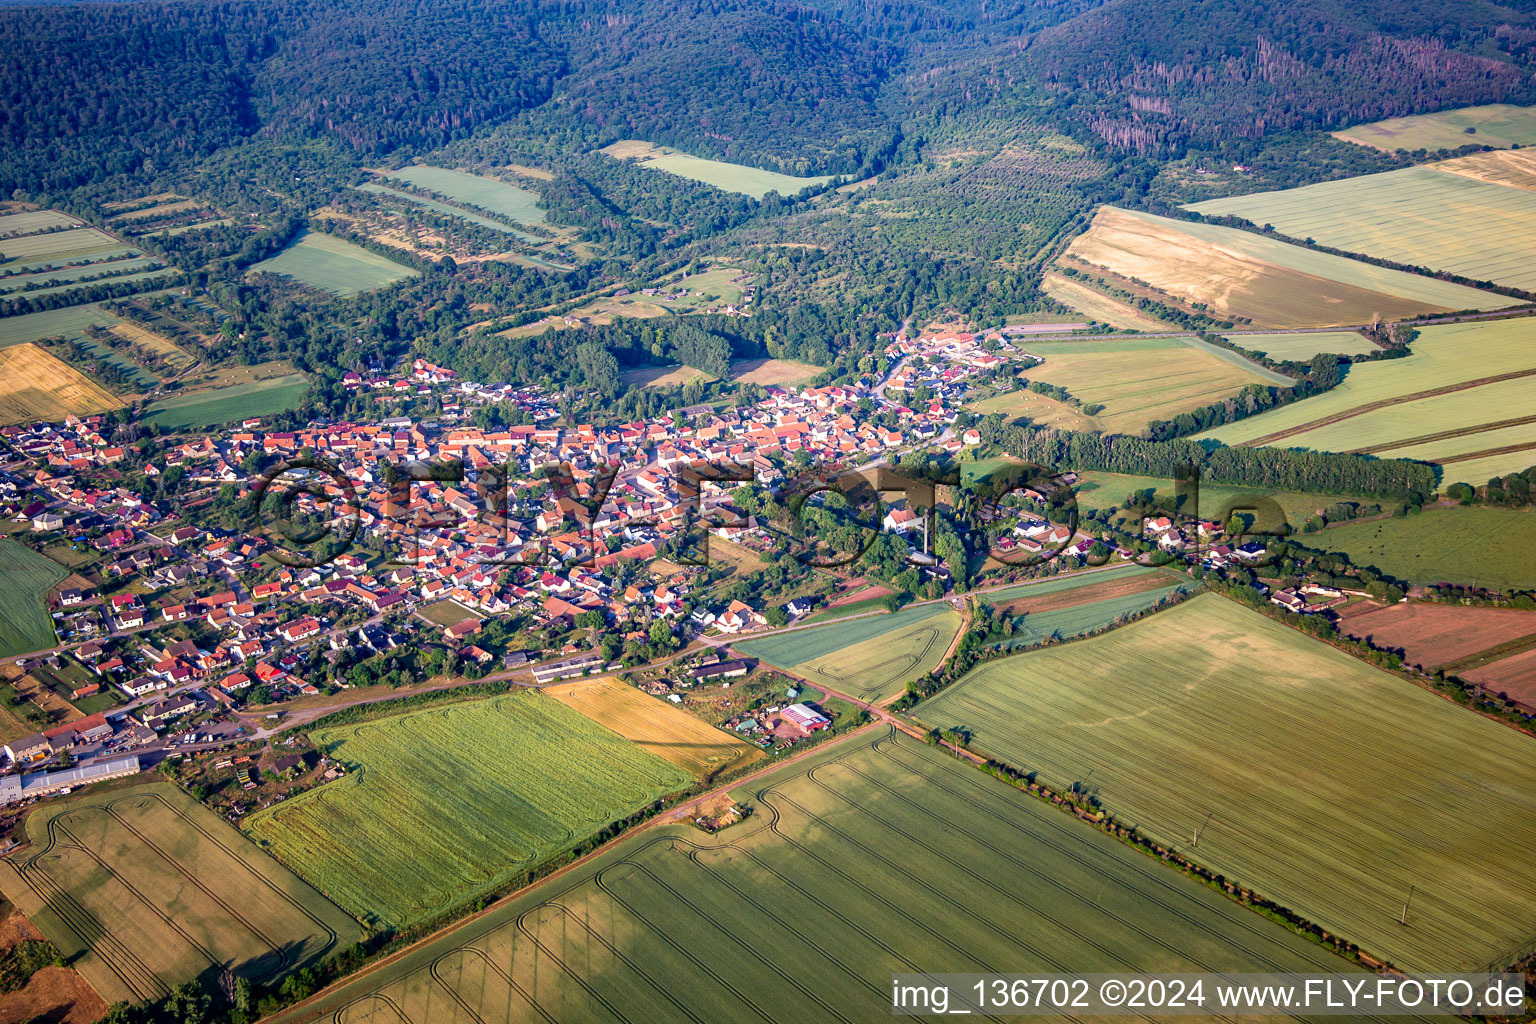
[445,619,482,641]
[780,703,831,734]
[4,734,51,764]
[140,694,199,727]
[31,511,63,532]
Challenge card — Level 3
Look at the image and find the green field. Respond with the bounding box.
[1226,330,1380,361]
[1186,166,1536,292]
[142,373,309,429]
[249,232,418,296]
[273,730,1373,1024]
[359,184,542,243]
[382,166,547,225]
[0,210,79,234]
[0,540,67,658]
[1306,505,1536,592]
[737,603,963,702]
[601,139,835,199]
[919,595,1536,972]
[0,256,162,295]
[0,783,362,1005]
[1334,103,1536,152]
[243,693,691,928]
[1197,319,1536,481]
[1072,470,1373,532]
[0,303,119,349]
[992,579,1194,649]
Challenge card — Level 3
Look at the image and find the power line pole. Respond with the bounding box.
[1399,886,1415,927]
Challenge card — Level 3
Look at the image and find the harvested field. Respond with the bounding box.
[1433,148,1536,191]
[1199,319,1536,480]
[1063,207,1508,327]
[730,357,821,385]
[1042,271,1171,330]
[1335,601,1536,670]
[600,140,834,199]
[243,692,690,928]
[1185,166,1536,292]
[0,965,105,1024]
[919,594,1536,972]
[0,784,362,1005]
[985,565,1179,617]
[737,603,962,703]
[1333,103,1536,152]
[619,363,712,388]
[543,676,763,778]
[1012,336,1277,436]
[107,322,195,370]
[0,344,122,424]
[0,541,67,658]
[275,731,1379,1024]
[1307,506,1536,592]
[1462,647,1536,706]
[249,232,417,296]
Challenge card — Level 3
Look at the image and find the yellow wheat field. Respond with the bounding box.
[0,343,121,424]
[544,676,763,778]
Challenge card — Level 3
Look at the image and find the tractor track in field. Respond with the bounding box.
[1345,414,1536,455]
[1238,367,1536,447]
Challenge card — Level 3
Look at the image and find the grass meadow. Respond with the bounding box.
[1333,103,1536,152]
[242,693,691,928]
[1197,319,1536,481]
[544,676,763,779]
[142,373,308,429]
[1226,330,1380,361]
[1012,335,1278,436]
[1071,470,1367,533]
[0,540,67,658]
[249,232,417,296]
[1306,506,1536,592]
[918,594,1536,971]
[358,184,542,243]
[601,140,835,198]
[1186,166,1536,292]
[737,603,963,702]
[274,731,1378,1024]
[0,304,120,349]
[0,784,361,1005]
[382,166,547,226]
[1064,207,1509,327]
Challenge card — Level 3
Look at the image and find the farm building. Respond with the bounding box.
[3,734,51,765]
[781,703,831,734]
[0,755,139,804]
[530,651,604,684]
[690,660,749,683]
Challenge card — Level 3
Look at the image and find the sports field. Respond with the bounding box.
[0,541,67,659]
[243,693,691,928]
[142,373,308,429]
[737,603,963,702]
[1042,271,1171,330]
[0,344,121,424]
[0,784,362,1005]
[1012,336,1280,436]
[1185,166,1536,292]
[1226,330,1380,361]
[1062,207,1508,327]
[249,233,418,296]
[1198,320,1536,481]
[923,594,1536,971]
[543,677,763,778]
[274,730,1375,1024]
[382,166,547,226]
[1307,506,1536,592]
[601,140,835,199]
[1333,103,1536,152]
